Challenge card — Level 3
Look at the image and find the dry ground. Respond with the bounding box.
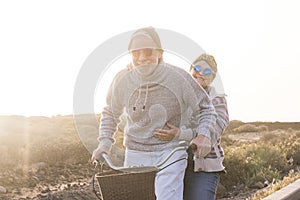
[0,115,299,199]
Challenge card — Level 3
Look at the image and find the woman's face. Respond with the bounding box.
[191,60,215,89]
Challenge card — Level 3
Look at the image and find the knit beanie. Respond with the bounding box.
[128,26,162,51]
[191,53,218,73]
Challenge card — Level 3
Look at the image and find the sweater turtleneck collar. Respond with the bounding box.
[131,61,165,82]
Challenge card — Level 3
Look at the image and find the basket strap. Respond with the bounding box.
[158,157,187,172]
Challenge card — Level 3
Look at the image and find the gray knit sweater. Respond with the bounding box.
[98,62,217,152]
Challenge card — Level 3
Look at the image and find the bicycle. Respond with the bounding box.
[92,143,189,200]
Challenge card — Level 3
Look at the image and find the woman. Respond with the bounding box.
[184,53,229,200]
[154,53,229,200]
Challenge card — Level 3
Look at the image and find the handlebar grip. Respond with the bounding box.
[98,152,108,163]
[187,143,197,153]
[92,152,108,166]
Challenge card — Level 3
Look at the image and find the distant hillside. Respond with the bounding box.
[1,115,300,135]
[1,114,299,166]
[224,120,300,133]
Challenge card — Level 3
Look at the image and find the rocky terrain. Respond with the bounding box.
[0,115,300,199]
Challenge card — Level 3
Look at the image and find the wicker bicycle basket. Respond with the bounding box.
[96,167,157,200]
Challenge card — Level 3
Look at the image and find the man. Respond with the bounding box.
[91,26,216,200]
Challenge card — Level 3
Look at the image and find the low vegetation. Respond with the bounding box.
[221,122,300,199]
[0,116,300,199]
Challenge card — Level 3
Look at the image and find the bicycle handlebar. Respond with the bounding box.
[99,142,189,172]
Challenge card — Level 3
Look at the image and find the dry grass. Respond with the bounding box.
[1,116,300,199]
[221,123,300,199]
[252,169,300,200]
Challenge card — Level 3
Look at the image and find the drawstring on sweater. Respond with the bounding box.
[132,84,141,112]
[133,83,149,112]
[143,83,149,111]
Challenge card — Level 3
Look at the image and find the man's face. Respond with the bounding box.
[131,48,162,67]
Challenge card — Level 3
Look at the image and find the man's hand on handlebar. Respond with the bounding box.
[91,145,110,163]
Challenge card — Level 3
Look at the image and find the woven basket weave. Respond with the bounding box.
[96,169,157,200]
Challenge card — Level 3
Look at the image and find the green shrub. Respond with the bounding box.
[260,132,278,144]
[295,130,300,137]
[221,143,290,188]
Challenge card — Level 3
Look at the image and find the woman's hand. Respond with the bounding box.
[190,134,211,158]
[153,122,179,141]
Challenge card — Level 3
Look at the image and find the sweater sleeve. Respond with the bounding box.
[183,75,217,140]
[211,95,229,142]
[178,125,195,141]
[178,94,229,144]
[97,72,125,150]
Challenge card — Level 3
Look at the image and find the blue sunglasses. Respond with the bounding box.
[193,65,214,75]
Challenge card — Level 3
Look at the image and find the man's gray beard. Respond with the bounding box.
[134,63,158,76]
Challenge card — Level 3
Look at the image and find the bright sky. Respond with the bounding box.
[1,0,299,122]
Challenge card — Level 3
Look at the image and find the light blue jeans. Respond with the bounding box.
[184,164,220,200]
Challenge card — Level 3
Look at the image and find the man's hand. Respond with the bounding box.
[90,145,110,163]
[153,122,179,141]
[190,134,211,158]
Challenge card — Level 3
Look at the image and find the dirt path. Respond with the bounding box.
[0,162,102,200]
